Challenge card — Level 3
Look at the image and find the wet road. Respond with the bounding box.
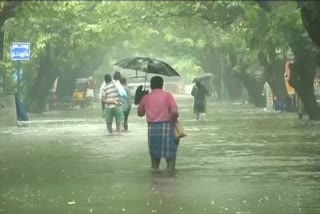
[1,96,320,214]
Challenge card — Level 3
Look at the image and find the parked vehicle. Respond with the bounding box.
[127,75,150,98]
[72,78,91,109]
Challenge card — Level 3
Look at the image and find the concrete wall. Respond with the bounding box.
[0,94,17,128]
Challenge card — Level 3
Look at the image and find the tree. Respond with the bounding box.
[4,0,318,117]
[256,1,320,120]
[121,1,257,102]
[293,1,320,119]
[0,1,22,94]
[0,1,21,59]
[241,2,290,103]
[140,1,280,106]
[3,1,138,112]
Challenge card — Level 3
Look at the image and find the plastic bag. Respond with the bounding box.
[113,80,127,97]
[174,121,187,141]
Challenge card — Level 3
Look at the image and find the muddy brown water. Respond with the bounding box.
[1,97,320,214]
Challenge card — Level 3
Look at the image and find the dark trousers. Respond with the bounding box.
[123,107,131,130]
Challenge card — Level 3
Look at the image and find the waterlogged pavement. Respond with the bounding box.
[1,96,320,214]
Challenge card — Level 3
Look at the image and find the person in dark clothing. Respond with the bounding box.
[120,77,132,131]
[113,71,121,81]
[191,81,208,121]
[135,86,148,105]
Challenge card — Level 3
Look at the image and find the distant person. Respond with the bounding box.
[262,81,273,111]
[241,83,248,104]
[102,74,124,134]
[85,76,94,109]
[137,76,179,171]
[191,81,208,121]
[120,77,132,131]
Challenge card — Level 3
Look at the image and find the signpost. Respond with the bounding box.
[11,42,30,93]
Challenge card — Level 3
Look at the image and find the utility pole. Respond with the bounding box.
[17,60,21,94]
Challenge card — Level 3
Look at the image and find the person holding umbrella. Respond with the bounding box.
[137,76,179,171]
[191,81,209,121]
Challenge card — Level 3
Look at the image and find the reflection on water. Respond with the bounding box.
[1,97,320,214]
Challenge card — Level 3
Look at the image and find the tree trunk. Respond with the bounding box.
[199,47,240,100]
[258,52,288,101]
[289,48,320,120]
[234,72,265,107]
[255,0,320,117]
[223,69,242,100]
[201,61,239,101]
[25,44,58,113]
[0,2,22,60]
[298,2,320,48]
[0,29,4,60]
[228,52,265,107]
[287,2,320,120]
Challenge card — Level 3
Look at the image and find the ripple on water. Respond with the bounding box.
[1,101,320,213]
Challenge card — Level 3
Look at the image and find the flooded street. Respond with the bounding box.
[1,96,320,214]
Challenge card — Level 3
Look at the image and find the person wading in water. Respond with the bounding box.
[120,77,132,131]
[191,81,208,121]
[137,76,179,171]
[102,74,124,134]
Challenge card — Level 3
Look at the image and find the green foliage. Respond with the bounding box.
[173,58,202,80]
[0,0,311,99]
[1,1,140,95]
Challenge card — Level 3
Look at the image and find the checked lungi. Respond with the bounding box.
[148,122,177,159]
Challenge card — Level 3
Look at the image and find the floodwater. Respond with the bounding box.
[1,96,320,214]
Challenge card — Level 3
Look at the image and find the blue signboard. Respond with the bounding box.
[11,42,31,61]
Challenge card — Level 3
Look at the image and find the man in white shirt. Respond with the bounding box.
[99,71,127,110]
[101,74,124,134]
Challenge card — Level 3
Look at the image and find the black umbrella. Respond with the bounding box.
[192,73,214,83]
[114,57,147,70]
[114,57,180,77]
[115,57,180,105]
